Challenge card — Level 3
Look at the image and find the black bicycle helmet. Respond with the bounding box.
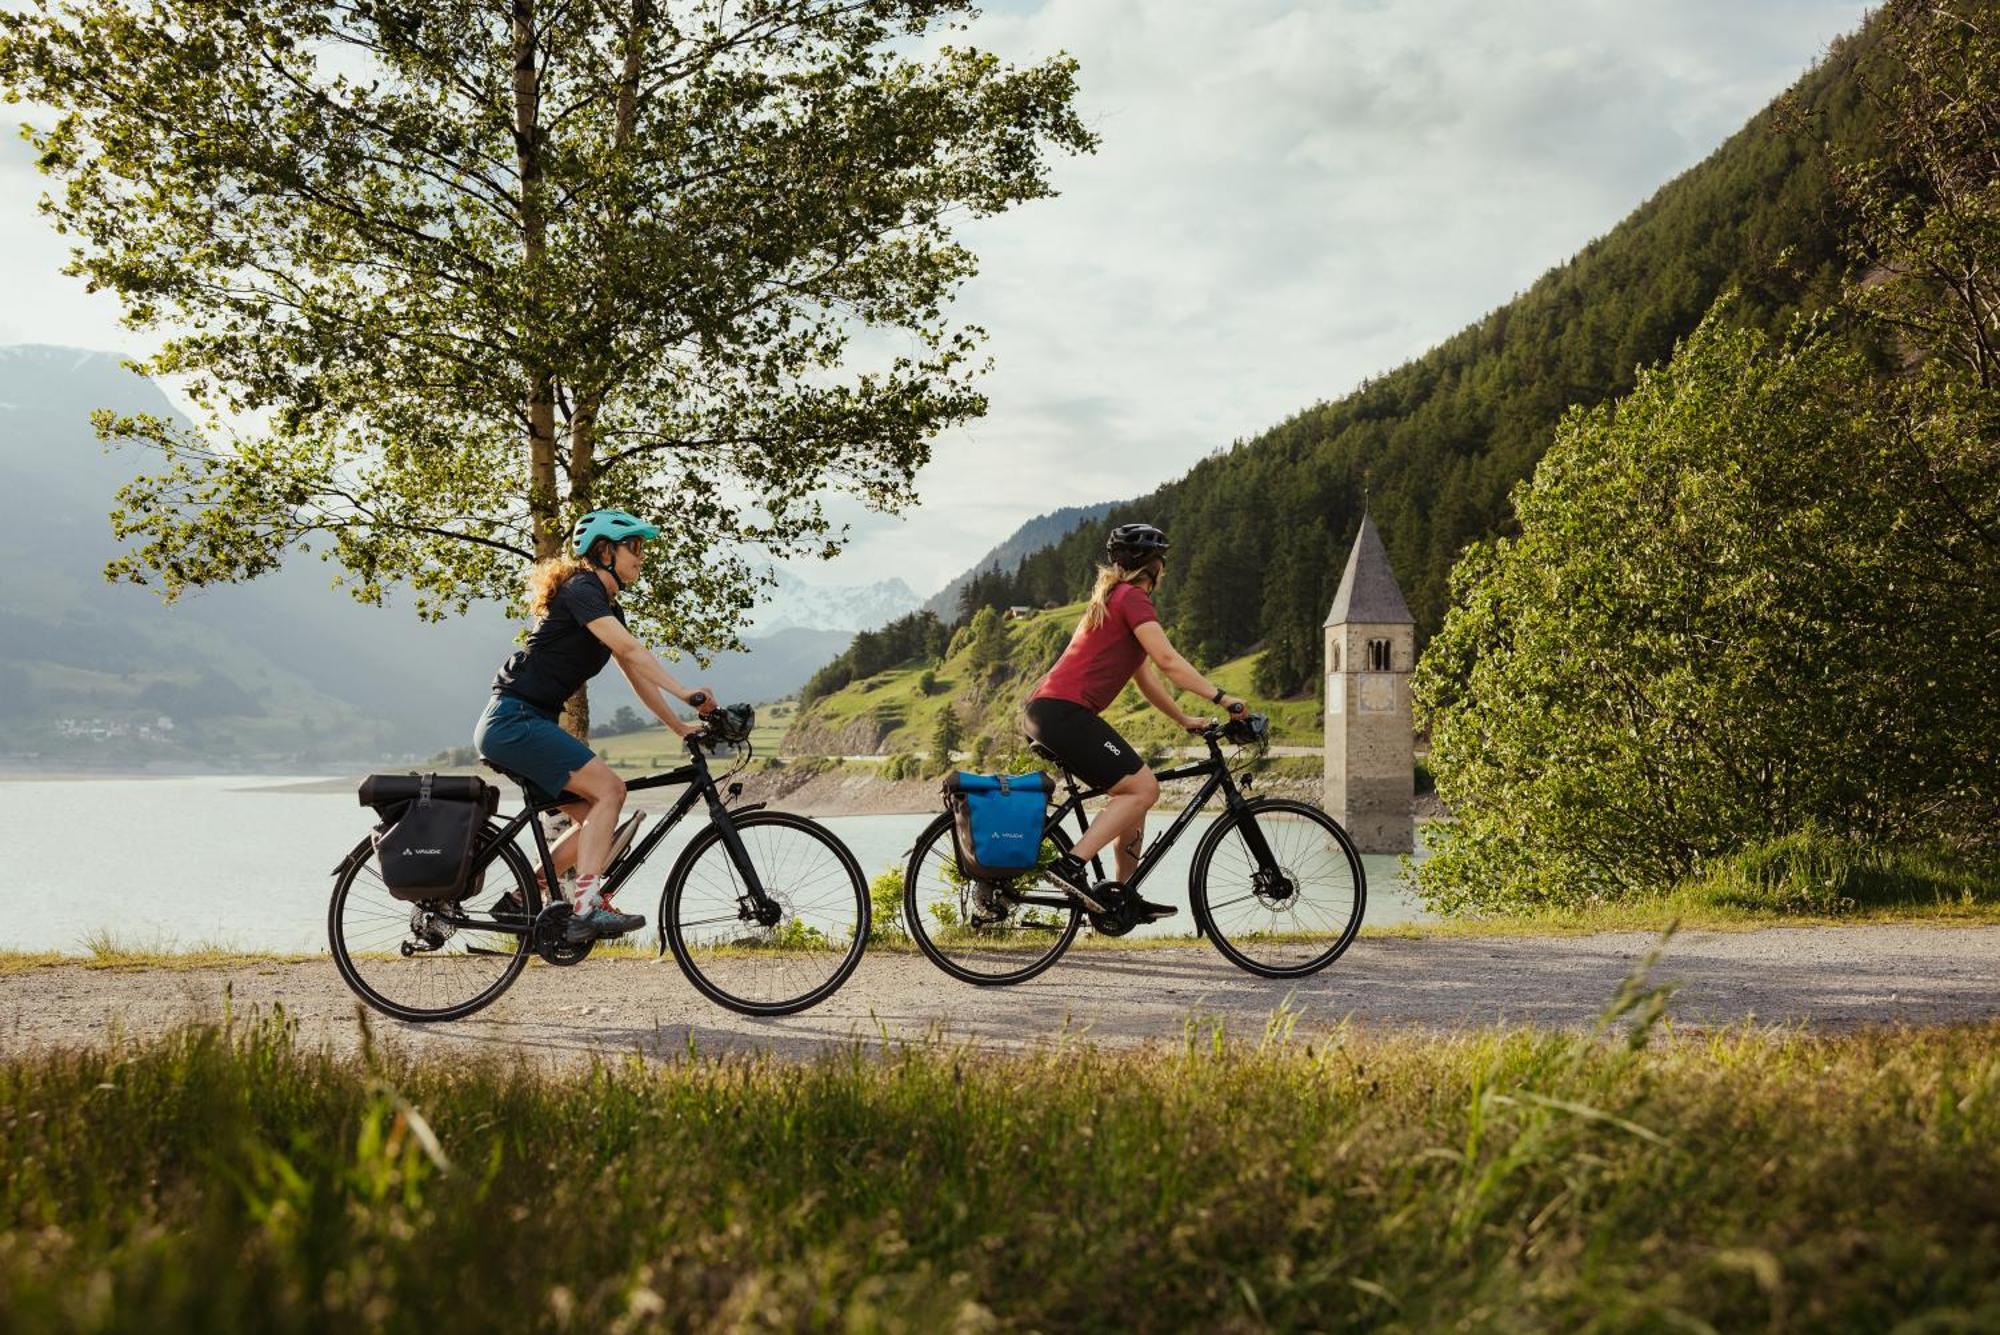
[1105,522,1170,569]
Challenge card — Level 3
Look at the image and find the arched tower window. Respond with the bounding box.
[1367,638,1391,671]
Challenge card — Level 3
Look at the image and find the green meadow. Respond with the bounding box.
[3,970,1997,1331]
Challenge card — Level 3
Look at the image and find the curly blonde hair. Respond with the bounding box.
[523,554,596,619]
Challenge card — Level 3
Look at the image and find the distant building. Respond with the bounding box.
[1002,605,1037,621]
[1323,514,1415,853]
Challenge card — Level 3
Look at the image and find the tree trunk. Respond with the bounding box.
[551,0,649,747]
[512,0,557,551]
[513,0,588,741]
[561,401,600,742]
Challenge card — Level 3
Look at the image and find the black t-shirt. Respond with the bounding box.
[491,571,626,714]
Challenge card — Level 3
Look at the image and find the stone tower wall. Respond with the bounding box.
[1324,621,1415,853]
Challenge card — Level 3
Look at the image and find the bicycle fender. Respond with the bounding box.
[332,833,375,878]
[728,801,768,817]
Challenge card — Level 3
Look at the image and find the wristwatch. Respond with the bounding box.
[1210,685,1225,704]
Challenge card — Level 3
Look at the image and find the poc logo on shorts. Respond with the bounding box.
[1103,741,1122,755]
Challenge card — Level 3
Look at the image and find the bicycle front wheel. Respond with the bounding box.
[660,810,868,1016]
[902,812,1082,986]
[1190,799,1366,978]
[328,824,538,1023]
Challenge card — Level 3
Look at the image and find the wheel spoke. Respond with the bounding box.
[666,815,865,1015]
[1195,805,1365,976]
[329,827,533,1022]
[901,818,1080,985]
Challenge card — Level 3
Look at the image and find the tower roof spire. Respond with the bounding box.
[1324,513,1414,627]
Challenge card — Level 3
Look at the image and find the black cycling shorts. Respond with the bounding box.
[1022,696,1146,791]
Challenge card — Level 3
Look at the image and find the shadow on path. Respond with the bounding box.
[4,926,1997,1066]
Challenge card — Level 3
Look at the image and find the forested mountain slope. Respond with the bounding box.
[953,17,1895,696]
[920,500,1121,620]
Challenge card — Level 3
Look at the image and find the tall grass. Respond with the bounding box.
[1403,832,2000,934]
[3,987,1998,1329]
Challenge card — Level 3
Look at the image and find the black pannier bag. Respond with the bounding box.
[358,773,499,903]
[941,770,1052,881]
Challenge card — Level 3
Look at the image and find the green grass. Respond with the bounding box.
[4,974,1998,1330]
[1399,835,2000,936]
[0,933,315,975]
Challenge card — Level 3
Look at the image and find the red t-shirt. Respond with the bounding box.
[1032,583,1159,713]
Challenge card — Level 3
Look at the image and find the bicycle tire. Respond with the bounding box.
[902,812,1083,986]
[1190,798,1366,978]
[659,810,868,1016]
[328,822,540,1023]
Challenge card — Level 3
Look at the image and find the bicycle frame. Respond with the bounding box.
[449,733,768,936]
[1035,731,1283,922]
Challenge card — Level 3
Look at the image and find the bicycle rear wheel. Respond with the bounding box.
[660,810,868,1016]
[1190,799,1366,978]
[902,812,1082,985]
[328,824,538,1022]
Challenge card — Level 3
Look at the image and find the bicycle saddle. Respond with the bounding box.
[1025,739,1065,768]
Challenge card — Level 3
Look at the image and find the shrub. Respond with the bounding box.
[1416,311,1998,914]
[866,866,907,941]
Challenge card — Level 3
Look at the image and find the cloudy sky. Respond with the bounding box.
[0,0,1873,599]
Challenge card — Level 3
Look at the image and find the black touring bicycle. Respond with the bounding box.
[903,713,1368,985]
[327,705,870,1022]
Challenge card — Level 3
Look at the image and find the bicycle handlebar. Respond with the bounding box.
[1206,712,1269,748]
[695,702,756,747]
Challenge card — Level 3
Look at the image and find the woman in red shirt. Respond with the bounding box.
[1024,523,1247,920]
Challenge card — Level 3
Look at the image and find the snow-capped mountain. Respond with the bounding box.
[751,568,922,635]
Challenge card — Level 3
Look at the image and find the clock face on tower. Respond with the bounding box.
[1358,674,1396,713]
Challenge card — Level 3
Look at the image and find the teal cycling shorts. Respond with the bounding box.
[473,694,594,805]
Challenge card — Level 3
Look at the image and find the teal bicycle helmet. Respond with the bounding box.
[571,509,660,590]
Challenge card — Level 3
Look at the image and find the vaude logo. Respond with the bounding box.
[400,848,445,856]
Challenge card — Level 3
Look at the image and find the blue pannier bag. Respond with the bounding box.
[942,771,1051,880]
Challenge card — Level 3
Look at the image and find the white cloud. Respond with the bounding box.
[0,0,1873,596]
[824,0,1872,591]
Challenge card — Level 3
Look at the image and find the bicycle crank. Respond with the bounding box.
[1084,880,1143,937]
[531,903,594,966]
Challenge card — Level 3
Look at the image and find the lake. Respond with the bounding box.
[0,774,1432,954]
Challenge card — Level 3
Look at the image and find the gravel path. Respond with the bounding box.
[4,926,1997,1066]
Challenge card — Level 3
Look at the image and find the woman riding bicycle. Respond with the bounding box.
[1025,522,1248,920]
[474,508,717,943]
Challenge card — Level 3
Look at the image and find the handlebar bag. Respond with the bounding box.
[359,772,499,902]
[942,770,1050,880]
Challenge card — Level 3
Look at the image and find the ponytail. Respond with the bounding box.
[1081,559,1160,632]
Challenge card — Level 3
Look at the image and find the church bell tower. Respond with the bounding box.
[1323,514,1415,853]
